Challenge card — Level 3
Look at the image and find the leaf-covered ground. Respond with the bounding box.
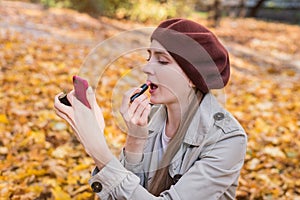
[1,1,300,199]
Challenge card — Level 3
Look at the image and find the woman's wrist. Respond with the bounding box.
[87,139,114,170]
[125,136,147,151]
[93,156,112,170]
[91,150,113,170]
[124,136,147,164]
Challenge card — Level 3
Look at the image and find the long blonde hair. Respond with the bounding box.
[149,89,202,196]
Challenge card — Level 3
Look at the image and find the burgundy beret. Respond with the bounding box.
[151,18,230,93]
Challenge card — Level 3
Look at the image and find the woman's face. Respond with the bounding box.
[143,40,192,105]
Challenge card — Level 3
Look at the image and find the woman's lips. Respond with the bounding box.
[148,81,158,94]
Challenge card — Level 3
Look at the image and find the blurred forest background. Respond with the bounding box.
[0,0,300,199]
[28,0,300,25]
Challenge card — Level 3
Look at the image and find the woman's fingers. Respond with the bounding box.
[122,93,149,126]
[85,87,105,129]
[54,92,78,132]
[54,92,73,115]
[119,87,140,115]
[54,92,66,109]
[130,95,149,125]
[85,87,96,109]
[67,90,75,105]
[140,103,151,125]
[127,95,143,119]
[54,107,79,135]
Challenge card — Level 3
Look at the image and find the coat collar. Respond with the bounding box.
[148,93,224,146]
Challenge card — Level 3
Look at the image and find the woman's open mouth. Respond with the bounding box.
[149,81,158,94]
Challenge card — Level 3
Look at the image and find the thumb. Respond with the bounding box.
[86,86,96,109]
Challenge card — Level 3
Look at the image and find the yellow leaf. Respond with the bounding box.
[0,114,8,124]
[51,145,72,159]
[263,146,286,158]
[30,130,46,144]
[52,185,71,200]
[74,191,93,200]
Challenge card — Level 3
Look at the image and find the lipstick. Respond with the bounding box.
[130,81,150,103]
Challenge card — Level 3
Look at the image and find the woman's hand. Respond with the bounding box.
[54,87,112,169]
[119,88,151,164]
[119,87,151,139]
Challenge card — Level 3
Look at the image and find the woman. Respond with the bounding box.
[54,18,247,199]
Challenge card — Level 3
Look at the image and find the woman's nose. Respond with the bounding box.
[142,62,155,75]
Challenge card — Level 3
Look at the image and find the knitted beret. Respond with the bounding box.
[151,18,230,93]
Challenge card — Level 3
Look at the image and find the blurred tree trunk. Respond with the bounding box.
[208,0,222,27]
[227,0,247,18]
[237,0,247,17]
[248,0,266,17]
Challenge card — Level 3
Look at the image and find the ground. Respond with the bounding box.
[0,1,300,199]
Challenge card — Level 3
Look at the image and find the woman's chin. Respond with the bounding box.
[149,96,161,105]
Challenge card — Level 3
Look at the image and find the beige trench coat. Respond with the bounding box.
[89,93,247,200]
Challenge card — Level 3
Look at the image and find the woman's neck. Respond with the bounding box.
[165,91,203,138]
[165,102,189,138]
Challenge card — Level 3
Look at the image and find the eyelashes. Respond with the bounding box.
[146,53,170,65]
[158,61,169,65]
[146,57,169,65]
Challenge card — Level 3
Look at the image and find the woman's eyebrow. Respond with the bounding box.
[154,51,168,56]
[147,48,168,56]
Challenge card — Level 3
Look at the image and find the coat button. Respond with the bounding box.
[214,112,225,121]
[173,174,182,184]
[91,182,102,193]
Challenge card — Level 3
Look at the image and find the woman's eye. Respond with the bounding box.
[158,60,169,65]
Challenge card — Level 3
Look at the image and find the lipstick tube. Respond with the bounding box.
[130,83,149,103]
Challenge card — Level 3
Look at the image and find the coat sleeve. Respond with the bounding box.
[88,132,247,200]
[119,148,146,187]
